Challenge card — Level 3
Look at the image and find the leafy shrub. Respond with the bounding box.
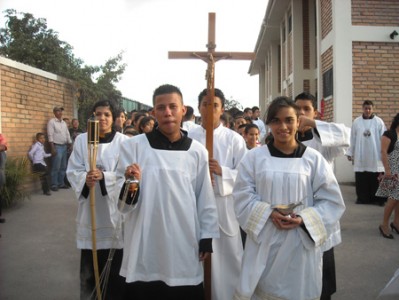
[1,156,32,208]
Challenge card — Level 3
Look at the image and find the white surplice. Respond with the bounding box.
[116,134,219,286]
[301,120,350,251]
[66,132,129,250]
[189,124,247,300]
[303,120,350,165]
[346,115,386,172]
[233,145,345,300]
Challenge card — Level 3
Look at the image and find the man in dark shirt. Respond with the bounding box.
[69,118,83,143]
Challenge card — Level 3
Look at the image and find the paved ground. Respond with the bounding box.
[1,184,399,299]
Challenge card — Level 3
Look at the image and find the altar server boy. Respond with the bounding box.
[117,84,219,300]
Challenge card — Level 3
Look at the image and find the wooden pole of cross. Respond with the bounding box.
[168,12,254,300]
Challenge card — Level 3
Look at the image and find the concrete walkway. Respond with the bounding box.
[0,185,399,299]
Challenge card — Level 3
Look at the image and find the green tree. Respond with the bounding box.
[0,9,126,126]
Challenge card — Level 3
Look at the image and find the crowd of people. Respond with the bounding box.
[2,86,399,299]
[63,86,347,300]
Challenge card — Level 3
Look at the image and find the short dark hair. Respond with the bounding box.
[134,113,147,125]
[251,106,260,112]
[228,107,240,117]
[244,116,253,124]
[138,116,155,133]
[363,100,374,107]
[36,132,45,140]
[92,100,117,121]
[244,123,259,134]
[234,111,244,119]
[198,88,225,108]
[184,105,195,121]
[243,107,252,113]
[294,92,317,109]
[123,125,138,136]
[220,112,234,128]
[265,96,298,125]
[152,84,183,106]
[116,108,127,118]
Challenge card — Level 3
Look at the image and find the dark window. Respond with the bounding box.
[288,15,292,33]
[322,68,333,98]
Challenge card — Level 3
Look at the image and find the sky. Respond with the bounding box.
[0,0,268,111]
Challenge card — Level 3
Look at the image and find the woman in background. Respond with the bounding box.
[67,100,129,299]
[376,113,399,239]
[114,109,127,133]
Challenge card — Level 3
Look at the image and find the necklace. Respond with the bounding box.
[362,118,372,138]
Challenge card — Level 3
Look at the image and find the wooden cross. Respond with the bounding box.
[169,12,254,300]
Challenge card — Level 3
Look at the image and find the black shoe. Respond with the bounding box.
[0,218,5,223]
[58,185,69,189]
[379,226,394,239]
[44,191,52,196]
[390,223,399,234]
[50,186,58,192]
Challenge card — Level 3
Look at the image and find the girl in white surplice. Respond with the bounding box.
[233,97,346,300]
[67,100,129,299]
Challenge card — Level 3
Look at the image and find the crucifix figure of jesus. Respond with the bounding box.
[168,12,254,300]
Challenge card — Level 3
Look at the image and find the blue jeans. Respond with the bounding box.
[51,144,67,188]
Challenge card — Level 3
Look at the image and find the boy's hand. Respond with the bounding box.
[199,252,210,261]
[270,210,303,230]
[125,163,141,180]
[86,169,103,187]
[209,158,222,176]
[298,115,316,134]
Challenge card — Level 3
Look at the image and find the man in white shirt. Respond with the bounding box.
[251,106,267,144]
[47,106,72,191]
[182,105,200,131]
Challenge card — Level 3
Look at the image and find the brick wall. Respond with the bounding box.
[352,0,399,26]
[321,46,334,121]
[303,79,310,92]
[352,42,399,127]
[303,0,310,69]
[320,0,332,39]
[321,46,333,73]
[1,59,75,156]
[0,57,76,191]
